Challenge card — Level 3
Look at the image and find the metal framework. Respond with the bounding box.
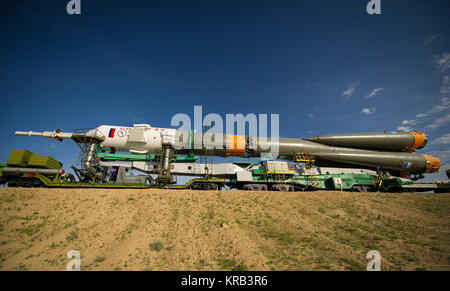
[293,152,320,188]
[72,128,106,182]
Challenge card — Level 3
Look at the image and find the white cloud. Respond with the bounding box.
[423,34,440,46]
[431,133,450,145]
[361,108,376,115]
[426,113,450,130]
[342,81,360,100]
[365,88,384,99]
[434,53,450,73]
[397,126,412,132]
[308,113,315,119]
[407,51,450,131]
[427,148,450,164]
[440,75,450,94]
[415,97,450,119]
[401,120,417,125]
[430,97,450,114]
[398,99,449,131]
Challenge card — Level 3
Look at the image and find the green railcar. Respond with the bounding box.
[232,160,418,192]
[0,149,223,190]
[27,154,62,169]
[379,177,415,192]
[292,173,375,191]
[0,169,224,190]
[7,149,33,167]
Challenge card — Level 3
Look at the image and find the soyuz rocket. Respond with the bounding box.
[15,123,441,176]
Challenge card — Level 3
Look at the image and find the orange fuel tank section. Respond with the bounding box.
[225,134,246,157]
[421,154,441,173]
[410,131,428,150]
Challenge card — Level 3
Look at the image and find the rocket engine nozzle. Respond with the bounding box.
[409,131,428,150]
[421,154,441,173]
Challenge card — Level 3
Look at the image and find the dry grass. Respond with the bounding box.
[0,188,449,271]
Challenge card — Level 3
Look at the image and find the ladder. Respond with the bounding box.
[263,161,295,190]
[293,152,320,188]
[373,171,388,191]
[200,126,214,179]
[73,128,106,182]
[156,133,174,185]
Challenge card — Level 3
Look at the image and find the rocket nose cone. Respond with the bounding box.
[421,154,441,173]
[304,137,319,142]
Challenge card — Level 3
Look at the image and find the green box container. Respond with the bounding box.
[7,149,33,167]
[27,154,62,169]
[252,169,265,175]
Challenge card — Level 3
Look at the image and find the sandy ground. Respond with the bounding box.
[0,188,449,271]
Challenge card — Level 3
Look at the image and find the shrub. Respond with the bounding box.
[149,240,164,251]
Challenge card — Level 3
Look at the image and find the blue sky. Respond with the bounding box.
[0,0,449,180]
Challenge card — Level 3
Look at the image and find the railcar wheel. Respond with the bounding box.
[31,178,43,187]
[6,179,19,187]
[351,185,363,192]
[18,179,33,187]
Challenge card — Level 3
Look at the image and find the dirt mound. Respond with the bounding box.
[0,188,449,271]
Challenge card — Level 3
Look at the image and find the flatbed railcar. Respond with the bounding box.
[0,149,448,193]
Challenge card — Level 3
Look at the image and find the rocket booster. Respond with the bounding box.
[15,124,441,174]
[304,131,428,151]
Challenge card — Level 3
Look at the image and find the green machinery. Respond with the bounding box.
[0,149,224,190]
[228,159,417,192]
[95,145,198,163]
[293,173,415,192]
